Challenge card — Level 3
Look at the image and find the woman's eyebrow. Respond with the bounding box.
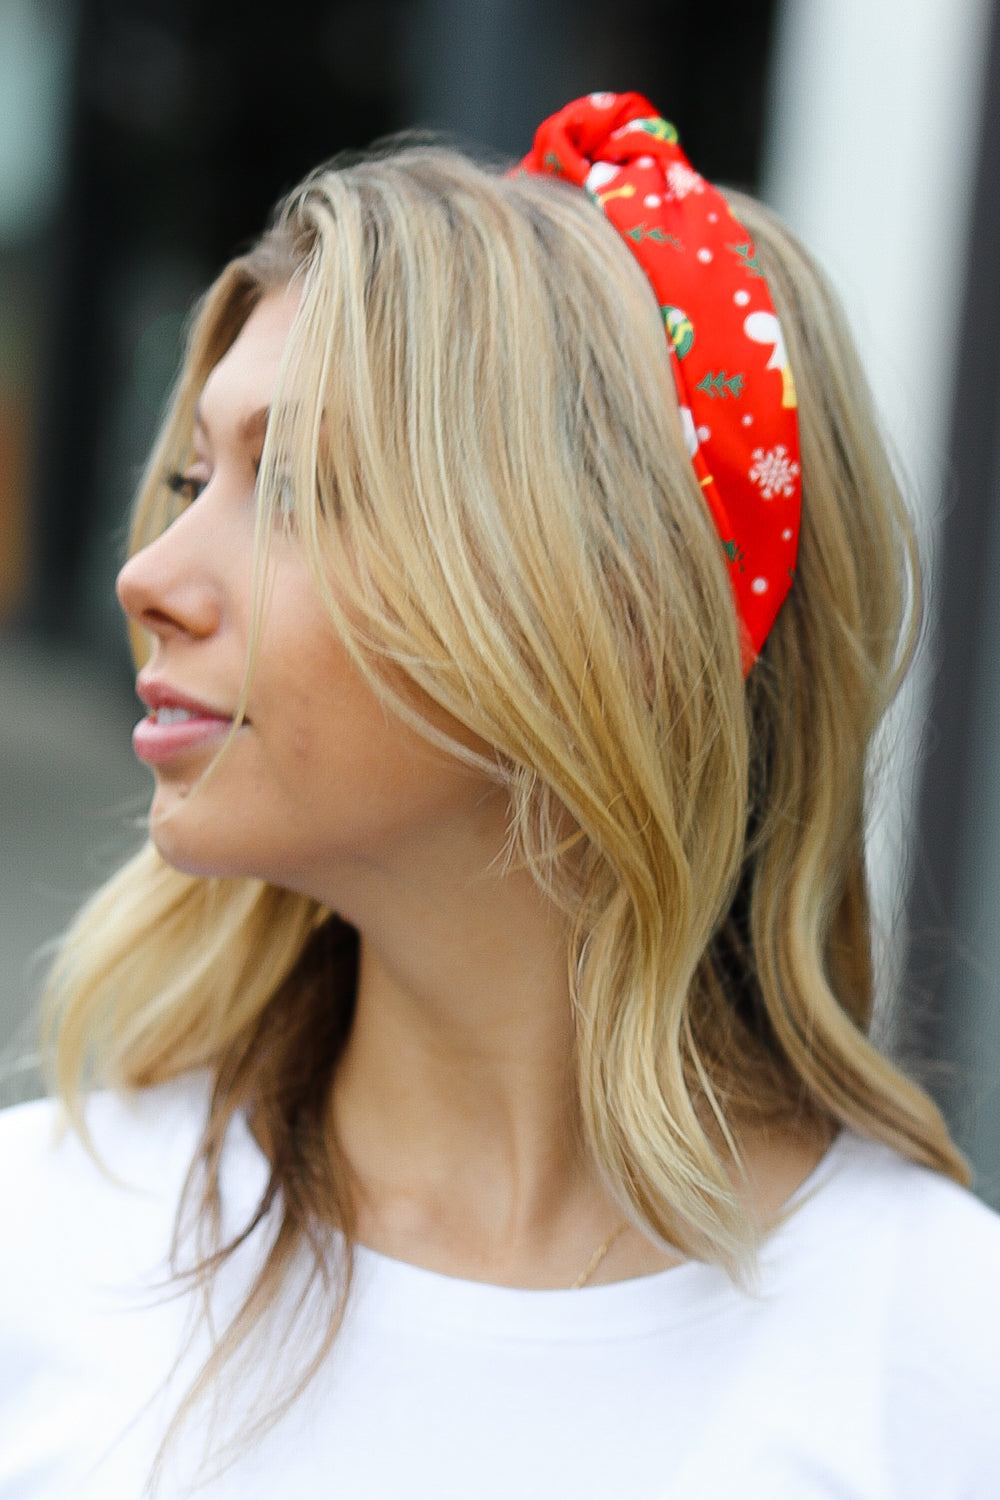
[193,402,272,444]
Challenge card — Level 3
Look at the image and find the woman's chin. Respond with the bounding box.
[147,794,231,879]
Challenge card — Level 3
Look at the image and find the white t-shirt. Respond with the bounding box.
[1,1071,998,1499]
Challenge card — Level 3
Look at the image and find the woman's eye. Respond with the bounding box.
[165,469,208,504]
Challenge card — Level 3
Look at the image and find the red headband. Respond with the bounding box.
[519,92,801,671]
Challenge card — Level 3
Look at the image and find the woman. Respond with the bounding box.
[1,93,998,1498]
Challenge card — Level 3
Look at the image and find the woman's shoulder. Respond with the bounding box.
[866,1135,1000,1363]
[797,1132,1000,1483]
[881,1141,1000,1491]
[0,1072,267,1293]
[825,1128,1000,1273]
[0,1071,214,1199]
[794,1129,1000,1302]
[0,1075,277,1497]
[769,1129,1000,1389]
[826,1124,998,1212]
[736,1132,998,1497]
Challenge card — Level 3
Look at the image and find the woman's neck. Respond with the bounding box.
[326,845,634,1285]
[320,794,829,1288]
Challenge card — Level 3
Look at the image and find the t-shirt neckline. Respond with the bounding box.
[344,1130,854,1341]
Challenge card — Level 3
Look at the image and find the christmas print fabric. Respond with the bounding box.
[520,91,802,669]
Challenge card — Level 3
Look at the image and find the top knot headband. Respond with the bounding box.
[519,92,801,671]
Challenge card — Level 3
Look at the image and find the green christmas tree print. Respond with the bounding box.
[726,242,764,278]
[625,223,682,249]
[696,371,745,399]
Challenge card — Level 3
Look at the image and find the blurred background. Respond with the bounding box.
[1,0,998,1203]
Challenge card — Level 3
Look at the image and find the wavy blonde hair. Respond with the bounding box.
[43,144,966,1458]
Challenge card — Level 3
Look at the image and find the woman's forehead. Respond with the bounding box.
[194,291,299,444]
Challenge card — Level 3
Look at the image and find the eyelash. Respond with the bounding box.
[164,469,206,504]
[162,463,296,520]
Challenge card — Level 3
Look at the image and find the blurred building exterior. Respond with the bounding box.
[1,0,998,1200]
[765,0,1000,1203]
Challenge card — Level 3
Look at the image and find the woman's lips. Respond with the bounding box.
[133,677,243,766]
[132,706,236,766]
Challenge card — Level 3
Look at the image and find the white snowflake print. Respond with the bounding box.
[748,444,800,499]
[665,162,705,200]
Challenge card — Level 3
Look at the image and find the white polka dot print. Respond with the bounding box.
[644,194,661,208]
[734,289,750,306]
[751,577,768,595]
[678,405,699,457]
[697,425,711,443]
[590,93,615,108]
[782,528,793,541]
[741,414,753,427]
[697,248,713,264]
[637,155,655,168]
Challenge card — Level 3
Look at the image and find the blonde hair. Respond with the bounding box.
[43,144,966,1453]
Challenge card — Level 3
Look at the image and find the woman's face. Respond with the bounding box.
[117,291,501,903]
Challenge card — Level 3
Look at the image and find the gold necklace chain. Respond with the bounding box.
[571,1220,629,1289]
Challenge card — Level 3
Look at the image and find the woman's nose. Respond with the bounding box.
[116,512,223,642]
